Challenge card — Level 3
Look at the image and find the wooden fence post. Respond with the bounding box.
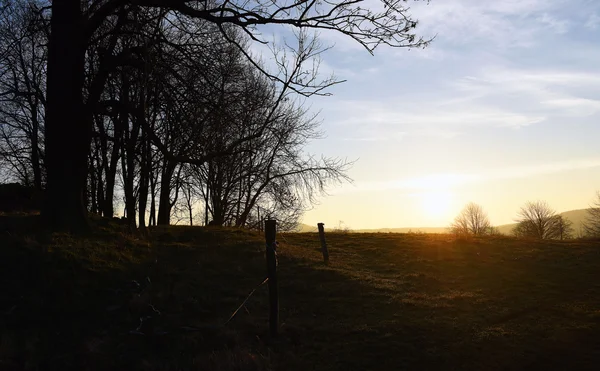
[264,219,278,337]
[317,223,329,264]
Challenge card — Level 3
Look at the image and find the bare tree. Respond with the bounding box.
[449,202,491,237]
[513,220,536,239]
[0,1,47,190]
[513,201,561,240]
[155,29,352,227]
[39,0,431,232]
[584,191,600,237]
[551,215,573,240]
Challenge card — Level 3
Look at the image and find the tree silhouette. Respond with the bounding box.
[449,202,491,237]
[551,215,573,240]
[513,201,568,240]
[584,191,600,237]
[39,0,429,232]
[0,1,47,190]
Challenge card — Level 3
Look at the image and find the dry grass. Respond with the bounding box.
[1,220,599,370]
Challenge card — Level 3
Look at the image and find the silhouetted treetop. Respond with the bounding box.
[86,0,430,53]
[12,0,430,232]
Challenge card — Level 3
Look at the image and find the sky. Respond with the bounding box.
[260,0,600,229]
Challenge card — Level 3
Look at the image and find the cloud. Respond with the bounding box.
[325,101,541,137]
[335,157,600,194]
[319,63,600,145]
[341,135,399,142]
[469,69,600,87]
[407,0,567,48]
[536,13,570,34]
[314,0,557,54]
[585,13,600,29]
[337,173,480,194]
[540,98,600,116]
[487,158,600,180]
[396,109,544,128]
[449,67,600,118]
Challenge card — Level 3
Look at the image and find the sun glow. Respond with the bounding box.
[411,175,458,222]
[420,190,453,218]
[403,173,476,190]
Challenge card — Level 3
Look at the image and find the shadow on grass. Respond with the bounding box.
[1,223,599,370]
[0,222,273,370]
[277,232,600,371]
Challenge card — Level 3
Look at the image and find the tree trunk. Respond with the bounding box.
[187,186,193,226]
[204,168,210,226]
[31,110,42,191]
[91,133,104,215]
[89,159,97,214]
[102,130,120,217]
[149,167,157,226]
[121,80,139,231]
[138,131,150,229]
[96,166,104,215]
[157,160,176,226]
[121,147,137,231]
[42,0,90,233]
[138,173,148,229]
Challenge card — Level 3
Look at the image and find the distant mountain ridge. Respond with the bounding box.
[495,208,589,237]
[297,208,591,236]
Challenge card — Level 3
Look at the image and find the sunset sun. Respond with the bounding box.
[420,191,453,220]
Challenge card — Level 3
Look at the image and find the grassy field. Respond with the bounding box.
[1,218,600,370]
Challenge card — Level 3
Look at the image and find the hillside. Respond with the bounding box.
[301,208,592,236]
[295,223,447,234]
[353,226,448,233]
[294,222,320,233]
[496,208,590,236]
[1,219,599,370]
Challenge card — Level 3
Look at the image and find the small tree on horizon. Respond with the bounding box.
[487,225,502,236]
[450,202,491,237]
[513,200,570,240]
[512,219,537,238]
[583,191,600,237]
[551,215,574,240]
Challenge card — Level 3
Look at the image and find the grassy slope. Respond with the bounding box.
[297,208,593,235]
[1,218,600,370]
[478,209,590,236]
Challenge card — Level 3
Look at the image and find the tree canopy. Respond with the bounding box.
[1,0,431,232]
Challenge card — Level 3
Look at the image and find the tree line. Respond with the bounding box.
[0,0,429,232]
[450,193,600,239]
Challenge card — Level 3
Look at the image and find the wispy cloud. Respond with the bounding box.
[486,158,600,180]
[325,66,600,136]
[452,68,600,118]
[299,0,600,228]
[540,97,600,116]
[337,173,480,194]
[335,158,600,194]
[407,0,568,48]
[585,13,600,29]
[536,13,570,34]
[341,134,401,142]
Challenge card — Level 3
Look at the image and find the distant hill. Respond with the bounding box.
[352,227,448,234]
[298,208,592,236]
[293,223,320,233]
[293,222,448,234]
[292,223,448,234]
[496,208,590,237]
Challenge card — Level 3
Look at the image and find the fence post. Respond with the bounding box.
[317,223,329,264]
[264,219,278,337]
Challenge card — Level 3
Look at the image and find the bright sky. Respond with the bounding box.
[266,0,600,229]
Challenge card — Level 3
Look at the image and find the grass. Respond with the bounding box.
[1,218,600,370]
